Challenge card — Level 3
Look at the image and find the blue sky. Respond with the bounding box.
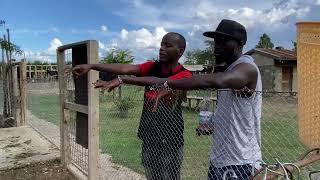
[1,0,319,64]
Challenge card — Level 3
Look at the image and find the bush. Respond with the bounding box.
[114,98,133,118]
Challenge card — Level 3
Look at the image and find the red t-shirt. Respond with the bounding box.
[138,61,192,100]
[137,61,192,146]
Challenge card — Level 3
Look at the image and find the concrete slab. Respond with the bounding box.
[27,110,145,179]
[0,126,59,171]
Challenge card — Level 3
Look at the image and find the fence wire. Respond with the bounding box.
[25,77,60,148]
[22,68,320,179]
[99,85,319,180]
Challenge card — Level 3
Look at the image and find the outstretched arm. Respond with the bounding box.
[121,76,167,86]
[73,63,141,77]
[166,63,257,90]
[90,64,140,75]
[94,76,168,92]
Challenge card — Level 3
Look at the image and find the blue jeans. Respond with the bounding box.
[142,143,183,180]
[208,163,253,180]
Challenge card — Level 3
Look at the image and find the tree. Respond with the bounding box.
[292,41,297,52]
[101,48,134,99]
[184,40,215,65]
[0,38,23,119]
[101,48,134,64]
[0,38,23,56]
[255,33,274,49]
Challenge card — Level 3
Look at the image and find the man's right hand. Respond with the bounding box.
[72,64,93,77]
[196,123,214,136]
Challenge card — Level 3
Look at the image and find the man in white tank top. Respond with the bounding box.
[155,19,262,180]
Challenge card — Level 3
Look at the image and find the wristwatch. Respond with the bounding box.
[163,81,173,91]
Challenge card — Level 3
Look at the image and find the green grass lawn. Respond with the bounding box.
[27,88,312,178]
[27,94,60,125]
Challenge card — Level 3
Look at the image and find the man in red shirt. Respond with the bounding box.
[73,32,192,179]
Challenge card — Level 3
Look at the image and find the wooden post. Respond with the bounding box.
[40,65,43,79]
[57,40,100,179]
[58,49,71,167]
[28,65,31,79]
[19,60,27,126]
[87,41,99,180]
[12,65,20,126]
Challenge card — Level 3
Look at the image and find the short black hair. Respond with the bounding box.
[166,32,186,50]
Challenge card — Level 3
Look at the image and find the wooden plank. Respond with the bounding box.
[34,65,37,79]
[57,49,71,167]
[72,44,89,148]
[12,65,20,126]
[65,102,88,114]
[87,40,100,180]
[19,61,27,126]
[67,164,88,180]
[58,40,91,51]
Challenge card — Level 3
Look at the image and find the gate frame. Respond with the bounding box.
[57,40,99,180]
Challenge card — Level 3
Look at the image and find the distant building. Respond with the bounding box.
[245,46,297,92]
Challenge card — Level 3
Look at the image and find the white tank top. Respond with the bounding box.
[210,55,262,168]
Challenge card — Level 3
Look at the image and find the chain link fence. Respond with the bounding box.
[26,77,60,147]
[99,85,320,179]
[23,76,320,179]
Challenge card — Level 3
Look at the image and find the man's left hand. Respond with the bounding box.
[152,88,177,112]
[93,79,120,92]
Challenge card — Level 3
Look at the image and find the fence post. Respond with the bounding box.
[12,64,20,126]
[57,49,71,167]
[19,60,27,126]
[87,40,100,180]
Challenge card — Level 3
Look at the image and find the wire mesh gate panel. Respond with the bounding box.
[296,22,320,149]
[57,40,99,180]
[99,86,319,179]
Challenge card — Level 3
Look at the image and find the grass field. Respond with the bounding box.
[27,87,312,178]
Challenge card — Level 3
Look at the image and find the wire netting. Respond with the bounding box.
[99,85,319,180]
[26,77,60,147]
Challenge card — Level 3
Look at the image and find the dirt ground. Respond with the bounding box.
[0,159,75,180]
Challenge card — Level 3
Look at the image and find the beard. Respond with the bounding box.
[214,55,227,66]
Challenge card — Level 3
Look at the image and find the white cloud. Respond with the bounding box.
[190,0,310,32]
[116,27,167,50]
[101,25,108,31]
[22,38,63,62]
[103,27,168,63]
[22,50,54,62]
[120,29,128,40]
[47,38,63,55]
[112,0,311,34]
[316,0,320,5]
[98,41,105,49]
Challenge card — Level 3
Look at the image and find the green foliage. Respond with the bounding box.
[102,48,134,64]
[292,41,297,52]
[0,38,23,55]
[255,33,274,49]
[184,40,215,65]
[114,97,134,118]
[114,98,132,110]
